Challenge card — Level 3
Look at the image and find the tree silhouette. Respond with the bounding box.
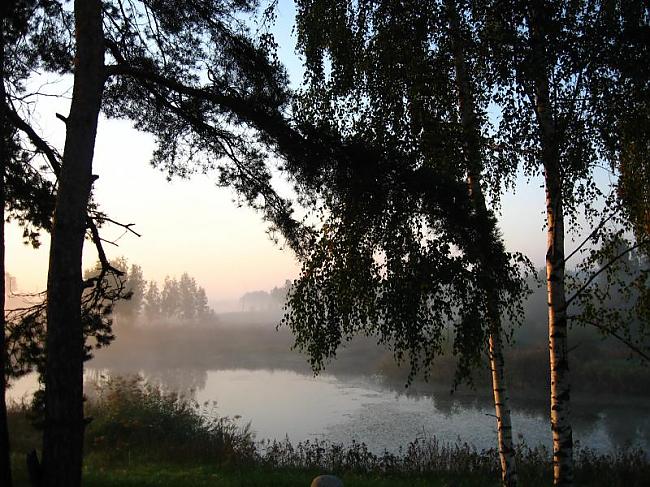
[4,1,305,484]
[84,258,146,326]
[161,276,180,320]
[287,3,530,484]
[178,273,197,322]
[119,264,145,321]
[143,280,162,322]
[9,2,645,486]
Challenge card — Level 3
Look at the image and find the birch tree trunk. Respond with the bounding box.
[41,1,104,486]
[0,12,13,486]
[528,3,574,485]
[543,146,573,487]
[445,2,517,485]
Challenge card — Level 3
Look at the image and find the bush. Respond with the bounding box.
[84,375,255,464]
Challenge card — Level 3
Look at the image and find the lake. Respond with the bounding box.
[8,367,649,454]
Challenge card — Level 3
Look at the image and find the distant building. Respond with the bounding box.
[5,272,17,295]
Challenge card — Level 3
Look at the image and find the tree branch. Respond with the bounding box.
[89,212,142,237]
[568,316,650,362]
[2,102,62,174]
[563,204,620,264]
[566,239,650,307]
[4,100,138,281]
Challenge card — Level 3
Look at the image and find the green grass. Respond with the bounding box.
[82,464,319,487]
[9,461,495,487]
[84,465,497,487]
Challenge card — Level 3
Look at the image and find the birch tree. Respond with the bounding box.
[287,3,529,486]
[445,2,517,483]
[290,4,648,487]
[478,1,649,484]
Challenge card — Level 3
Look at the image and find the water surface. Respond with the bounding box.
[9,367,648,454]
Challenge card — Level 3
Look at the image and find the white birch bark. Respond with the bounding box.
[527,3,574,484]
[445,1,518,485]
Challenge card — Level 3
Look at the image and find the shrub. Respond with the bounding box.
[84,375,255,464]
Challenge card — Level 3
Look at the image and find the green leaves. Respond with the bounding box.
[283,0,533,386]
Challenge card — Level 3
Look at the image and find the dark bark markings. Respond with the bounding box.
[445,2,518,485]
[527,3,573,485]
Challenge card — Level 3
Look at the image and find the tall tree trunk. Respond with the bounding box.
[543,152,572,487]
[528,3,573,485]
[445,2,517,485]
[0,143,11,487]
[0,7,13,485]
[41,1,104,486]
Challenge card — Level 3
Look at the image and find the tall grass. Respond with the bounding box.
[84,376,256,464]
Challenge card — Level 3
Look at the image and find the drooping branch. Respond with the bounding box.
[129,79,306,249]
[84,217,124,287]
[2,102,62,174]
[106,58,488,256]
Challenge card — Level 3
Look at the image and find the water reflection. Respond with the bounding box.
[8,366,649,455]
[109,367,650,454]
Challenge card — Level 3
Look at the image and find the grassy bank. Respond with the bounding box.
[8,376,649,486]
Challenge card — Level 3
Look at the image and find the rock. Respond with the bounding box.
[310,474,344,487]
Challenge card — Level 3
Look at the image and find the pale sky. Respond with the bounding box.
[5,1,564,307]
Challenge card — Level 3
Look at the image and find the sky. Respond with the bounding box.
[5,0,557,309]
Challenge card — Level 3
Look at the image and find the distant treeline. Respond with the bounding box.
[239,280,291,311]
[85,258,216,325]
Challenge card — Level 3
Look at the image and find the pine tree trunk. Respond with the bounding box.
[0,12,13,486]
[528,3,574,485]
[41,1,104,486]
[0,152,11,487]
[445,2,517,485]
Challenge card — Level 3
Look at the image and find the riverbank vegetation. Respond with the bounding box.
[8,377,649,487]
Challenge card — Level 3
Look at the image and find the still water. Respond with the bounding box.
[8,368,649,454]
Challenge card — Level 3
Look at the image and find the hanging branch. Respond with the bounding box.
[4,101,141,274]
[3,98,141,375]
[2,101,62,174]
[84,217,124,288]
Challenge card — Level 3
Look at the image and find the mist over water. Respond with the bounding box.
[8,308,650,456]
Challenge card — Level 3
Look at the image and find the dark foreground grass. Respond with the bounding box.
[81,464,489,487]
[8,375,649,486]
